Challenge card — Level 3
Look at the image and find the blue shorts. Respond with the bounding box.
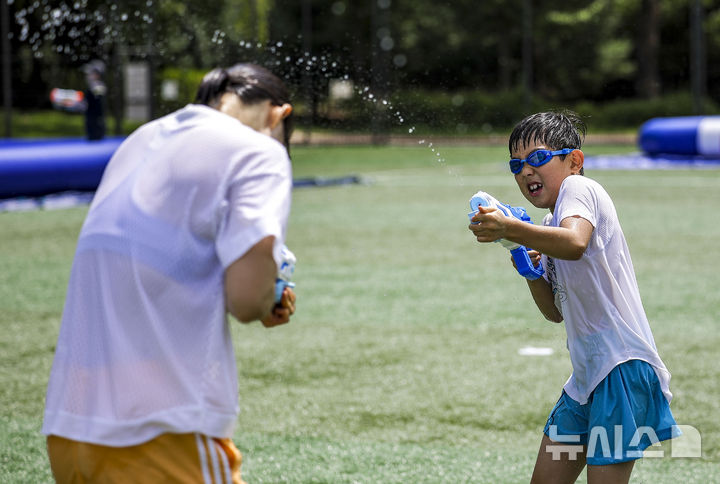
[543,359,680,465]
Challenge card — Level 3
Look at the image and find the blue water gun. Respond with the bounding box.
[468,190,545,280]
[275,245,297,303]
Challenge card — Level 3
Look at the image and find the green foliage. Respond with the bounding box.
[9,87,720,139]
[596,39,635,80]
[389,89,531,133]
[9,110,142,138]
[575,92,720,129]
[311,89,720,135]
[156,68,207,114]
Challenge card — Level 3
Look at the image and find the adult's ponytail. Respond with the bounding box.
[195,68,230,106]
[195,64,290,108]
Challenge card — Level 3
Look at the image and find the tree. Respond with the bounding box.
[6,0,720,118]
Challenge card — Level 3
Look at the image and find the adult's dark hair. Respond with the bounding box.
[509,110,587,174]
[195,63,293,150]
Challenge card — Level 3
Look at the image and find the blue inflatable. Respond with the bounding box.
[639,116,720,156]
[0,137,124,199]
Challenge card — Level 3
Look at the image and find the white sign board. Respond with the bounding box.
[125,62,150,121]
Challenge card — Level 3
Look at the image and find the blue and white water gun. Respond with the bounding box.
[275,245,297,303]
[468,190,545,280]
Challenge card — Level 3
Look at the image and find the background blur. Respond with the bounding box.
[2,0,720,139]
[3,2,720,482]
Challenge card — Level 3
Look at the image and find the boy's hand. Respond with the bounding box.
[511,249,542,270]
[468,206,509,242]
[261,287,296,328]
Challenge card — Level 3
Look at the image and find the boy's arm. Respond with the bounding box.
[527,274,563,323]
[511,250,563,322]
[470,207,593,261]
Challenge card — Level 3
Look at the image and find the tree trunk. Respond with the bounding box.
[521,0,533,111]
[1,0,12,137]
[498,34,511,91]
[636,0,661,98]
[690,0,706,114]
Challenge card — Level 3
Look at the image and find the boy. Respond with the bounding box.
[469,111,678,484]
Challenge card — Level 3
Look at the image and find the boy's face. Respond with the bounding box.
[512,139,583,212]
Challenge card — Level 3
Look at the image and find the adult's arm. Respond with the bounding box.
[224,235,277,323]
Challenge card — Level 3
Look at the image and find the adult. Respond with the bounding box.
[43,63,297,484]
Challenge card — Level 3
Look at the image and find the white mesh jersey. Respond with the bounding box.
[43,104,292,446]
[541,175,671,405]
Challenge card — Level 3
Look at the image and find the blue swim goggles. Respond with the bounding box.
[509,148,574,174]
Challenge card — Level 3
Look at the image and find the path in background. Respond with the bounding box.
[290,132,637,146]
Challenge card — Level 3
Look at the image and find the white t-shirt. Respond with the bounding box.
[43,104,292,446]
[542,175,671,405]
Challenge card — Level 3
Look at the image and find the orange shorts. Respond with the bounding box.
[47,433,246,484]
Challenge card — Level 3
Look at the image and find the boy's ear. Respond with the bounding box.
[569,149,584,175]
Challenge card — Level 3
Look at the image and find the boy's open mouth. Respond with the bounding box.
[528,182,543,195]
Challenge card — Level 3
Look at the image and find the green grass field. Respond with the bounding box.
[1,143,719,482]
[9,110,145,138]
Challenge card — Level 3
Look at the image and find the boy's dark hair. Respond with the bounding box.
[509,110,587,174]
[195,63,294,151]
